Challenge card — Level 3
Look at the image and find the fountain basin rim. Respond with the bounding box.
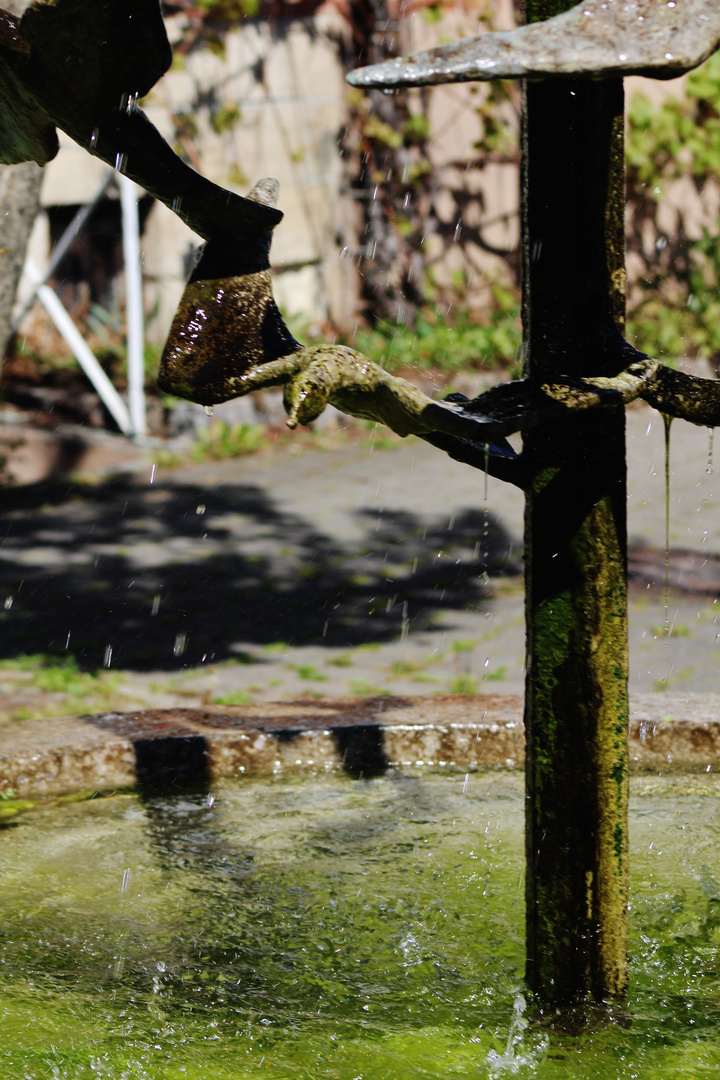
[0,692,718,799]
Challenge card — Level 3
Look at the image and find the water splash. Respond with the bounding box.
[486,992,548,1076]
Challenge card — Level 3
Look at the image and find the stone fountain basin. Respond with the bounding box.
[2,694,720,1080]
[0,693,719,798]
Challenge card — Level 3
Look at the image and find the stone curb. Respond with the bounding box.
[1,692,720,798]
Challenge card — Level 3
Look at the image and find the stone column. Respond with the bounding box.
[522,0,629,1004]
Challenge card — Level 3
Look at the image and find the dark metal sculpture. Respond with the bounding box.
[0,0,280,238]
[4,0,720,1011]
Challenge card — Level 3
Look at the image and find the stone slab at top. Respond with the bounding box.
[1,693,719,799]
[348,0,720,89]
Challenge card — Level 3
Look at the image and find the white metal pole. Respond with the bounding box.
[119,174,147,437]
[23,259,134,436]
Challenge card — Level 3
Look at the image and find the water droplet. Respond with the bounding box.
[401,601,409,642]
[150,463,156,484]
[3,596,12,610]
[196,504,206,515]
[174,632,188,657]
[156,960,166,972]
[204,405,214,417]
[104,645,113,668]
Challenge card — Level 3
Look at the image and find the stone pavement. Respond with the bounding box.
[0,398,717,724]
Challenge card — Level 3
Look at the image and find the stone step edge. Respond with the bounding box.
[0,692,718,798]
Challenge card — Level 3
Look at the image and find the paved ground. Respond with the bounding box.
[0,399,717,722]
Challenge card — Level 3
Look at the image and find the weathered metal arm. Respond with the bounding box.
[0,0,281,239]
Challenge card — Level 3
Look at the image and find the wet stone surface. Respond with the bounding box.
[348,0,720,88]
[2,694,720,797]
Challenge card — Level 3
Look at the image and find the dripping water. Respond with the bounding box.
[707,428,715,475]
[662,413,672,633]
[481,443,490,587]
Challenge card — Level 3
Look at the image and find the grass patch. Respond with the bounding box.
[290,665,329,682]
[349,680,390,697]
[652,623,692,638]
[213,690,254,705]
[327,653,353,668]
[0,653,121,720]
[452,639,478,653]
[391,658,427,676]
[485,666,507,682]
[192,422,267,463]
[225,651,258,665]
[448,675,480,694]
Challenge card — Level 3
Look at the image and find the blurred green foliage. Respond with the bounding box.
[349,283,521,375]
[625,51,720,365]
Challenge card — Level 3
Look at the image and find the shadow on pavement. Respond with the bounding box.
[0,474,521,672]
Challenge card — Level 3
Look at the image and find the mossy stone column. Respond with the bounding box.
[522,0,629,1004]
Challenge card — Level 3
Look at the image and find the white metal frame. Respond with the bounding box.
[15,169,148,438]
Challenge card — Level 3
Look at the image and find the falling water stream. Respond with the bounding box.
[662,413,673,634]
[2,772,720,1078]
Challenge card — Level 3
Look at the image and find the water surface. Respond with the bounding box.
[1,772,720,1077]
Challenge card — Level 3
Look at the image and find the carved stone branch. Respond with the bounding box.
[640,365,720,427]
[347,0,720,89]
[157,177,720,488]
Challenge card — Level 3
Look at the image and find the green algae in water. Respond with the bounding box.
[2,773,720,1078]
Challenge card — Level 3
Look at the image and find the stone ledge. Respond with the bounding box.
[1,693,718,797]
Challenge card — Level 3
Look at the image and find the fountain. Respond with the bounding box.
[3,0,720,1061]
